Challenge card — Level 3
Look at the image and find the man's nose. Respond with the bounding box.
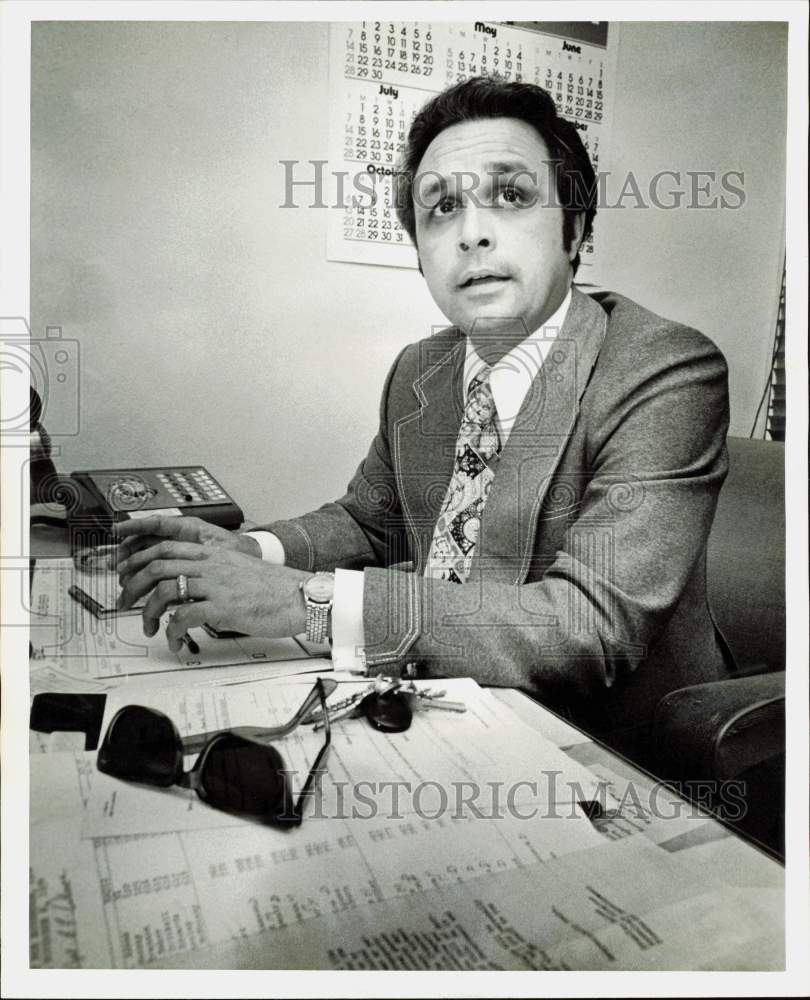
[457,205,494,253]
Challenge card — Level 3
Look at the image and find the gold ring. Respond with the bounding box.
[176,573,190,603]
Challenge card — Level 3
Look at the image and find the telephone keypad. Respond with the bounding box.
[153,467,230,506]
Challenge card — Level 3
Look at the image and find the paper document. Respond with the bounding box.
[492,688,592,748]
[156,837,783,971]
[31,745,605,969]
[30,559,322,679]
[29,751,783,970]
[82,677,615,838]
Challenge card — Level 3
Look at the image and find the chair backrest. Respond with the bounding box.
[707,436,785,673]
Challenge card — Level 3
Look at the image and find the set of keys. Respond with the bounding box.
[305,676,467,733]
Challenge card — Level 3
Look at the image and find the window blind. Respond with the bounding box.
[766,261,786,442]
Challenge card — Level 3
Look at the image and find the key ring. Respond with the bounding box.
[309,677,465,733]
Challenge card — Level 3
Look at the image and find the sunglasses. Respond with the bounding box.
[97,677,337,826]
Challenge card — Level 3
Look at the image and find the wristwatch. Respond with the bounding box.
[300,572,335,644]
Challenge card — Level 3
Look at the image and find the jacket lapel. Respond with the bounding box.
[470,287,608,585]
[392,329,466,572]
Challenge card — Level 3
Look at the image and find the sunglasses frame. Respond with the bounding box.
[97,676,337,826]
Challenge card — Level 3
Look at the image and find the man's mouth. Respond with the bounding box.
[459,273,510,289]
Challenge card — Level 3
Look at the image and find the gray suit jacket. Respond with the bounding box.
[266,287,732,757]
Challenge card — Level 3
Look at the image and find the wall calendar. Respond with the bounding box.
[327,21,619,281]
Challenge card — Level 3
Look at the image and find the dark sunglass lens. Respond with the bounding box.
[363,690,412,733]
[200,736,293,820]
[98,706,180,786]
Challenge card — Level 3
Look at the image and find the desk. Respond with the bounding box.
[26,527,785,971]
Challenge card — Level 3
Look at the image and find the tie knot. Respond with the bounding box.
[465,366,496,426]
[461,365,500,460]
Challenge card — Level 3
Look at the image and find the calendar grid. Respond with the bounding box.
[328,21,619,279]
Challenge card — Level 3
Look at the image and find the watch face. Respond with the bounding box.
[305,575,334,603]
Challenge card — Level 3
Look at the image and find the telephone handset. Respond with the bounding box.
[65,466,244,546]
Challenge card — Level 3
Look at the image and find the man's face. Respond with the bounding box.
[413,117,582,339]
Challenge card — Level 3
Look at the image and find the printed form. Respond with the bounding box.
[29,558,326,684]
[29,679,605,969]
[28,678,784,970]
[30,752,783,971]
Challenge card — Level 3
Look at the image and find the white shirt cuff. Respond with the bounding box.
[331,568,366,673]
[243,530,286,564]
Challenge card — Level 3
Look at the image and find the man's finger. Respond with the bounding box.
[113,516,194,567]
[113,514,189,542]
[165,602,216,652]
[140,575,205,636]
[113,514,164,539]
[119,559,203,613]
[113,534,155,565]
[118,540,207,579]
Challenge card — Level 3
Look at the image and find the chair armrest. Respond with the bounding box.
[653,673,785,781]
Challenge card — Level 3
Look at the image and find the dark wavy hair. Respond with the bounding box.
[394,77,597,274]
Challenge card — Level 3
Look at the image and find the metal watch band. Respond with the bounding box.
[302,572,334,645]
[305,600,331,644]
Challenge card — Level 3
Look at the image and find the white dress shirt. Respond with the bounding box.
[247,289,572,671]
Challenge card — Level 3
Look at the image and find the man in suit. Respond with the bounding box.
[116,78,732,762]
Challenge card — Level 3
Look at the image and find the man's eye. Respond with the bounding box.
[498,185,523,205]
[434,197,457,216]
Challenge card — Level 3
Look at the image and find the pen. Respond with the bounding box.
[68,584,105,618]
[68,584,144,619]
[181,633,200,655]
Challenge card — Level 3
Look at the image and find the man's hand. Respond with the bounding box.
[114,514,261,565]
[115,516,310,652]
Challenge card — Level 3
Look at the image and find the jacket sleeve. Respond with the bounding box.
[259,346,411,572]
[359,324,730,702]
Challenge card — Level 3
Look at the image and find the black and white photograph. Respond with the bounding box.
[1,1,807,995]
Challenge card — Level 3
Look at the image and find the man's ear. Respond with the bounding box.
[568,212,586,262]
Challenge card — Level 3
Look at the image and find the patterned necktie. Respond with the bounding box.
[426,366,501,583]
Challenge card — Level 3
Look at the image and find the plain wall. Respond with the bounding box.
[599,21,786,437]
[31,20,787,523]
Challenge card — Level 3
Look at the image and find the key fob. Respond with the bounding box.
[362,690,412,733]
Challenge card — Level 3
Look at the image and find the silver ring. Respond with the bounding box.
[176,573,190,603]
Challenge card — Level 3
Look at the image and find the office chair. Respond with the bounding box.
[653,436,786,857]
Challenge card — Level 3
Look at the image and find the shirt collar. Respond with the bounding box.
[463,289,572,433]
